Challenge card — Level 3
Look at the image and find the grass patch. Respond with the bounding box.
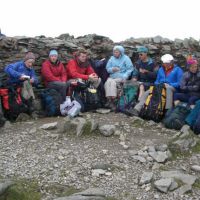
[192,140,200,153]
[45,184,80,197]
[193,178,200,189]
[168,142,191,160]
[0,179,41,200]
[132,119,145,128]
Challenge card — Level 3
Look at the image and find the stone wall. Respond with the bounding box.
[0,34,200,81]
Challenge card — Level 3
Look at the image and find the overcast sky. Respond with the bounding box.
[0,0,199,42]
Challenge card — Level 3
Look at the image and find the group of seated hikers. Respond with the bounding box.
[0,45,200,134]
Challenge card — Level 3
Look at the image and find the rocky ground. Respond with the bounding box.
[0,111,200,200]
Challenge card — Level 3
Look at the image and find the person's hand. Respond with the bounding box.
[164,83,170,87]
[139,68,148,73]
[89,73,98,81]
[30,78,34,84]
[112,67,120,72]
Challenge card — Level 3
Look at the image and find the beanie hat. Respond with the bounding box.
[137,46,148,53]
[49,50,58,57]
[161,54,174,63]
[24,52,35,61]
[186,55,198,66]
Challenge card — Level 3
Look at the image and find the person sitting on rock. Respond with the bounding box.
[130,54,183,116]
[132,46,158,100]
[174,56,200,109]
[104,45,136,111]
[67,48,101,88]
[41,50,70,102]
[5,52,38,102]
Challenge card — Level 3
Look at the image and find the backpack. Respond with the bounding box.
[117,83,138,113]
[193,112,200,134]
[163,103,191,130]
[73,81,101,112]
[0,87,30,121]
[185,100,200,127]
[40,88,63,117]
[139,84,166,122]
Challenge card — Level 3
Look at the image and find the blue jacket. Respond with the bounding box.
[4,61,38,85]
[155,65,183,89]
[106,46,136,79]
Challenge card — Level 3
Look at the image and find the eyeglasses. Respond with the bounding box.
[139,53,144,56]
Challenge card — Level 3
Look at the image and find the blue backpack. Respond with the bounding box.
[185,100,200,134]
[40,89,63,116]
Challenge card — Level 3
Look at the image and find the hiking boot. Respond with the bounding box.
[104,100,111,108]
[125,108,139,116]
[109,102,116,112]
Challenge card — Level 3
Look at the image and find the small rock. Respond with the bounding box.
[149,151,168,163]
[177,184,192,195]
[154,178,172,193]
[155,144,168,152]
[96,108,111,114]
[92,169,106,177]
[132,155,146,163]
[39,122,58,130]
[139,172,154,185]
[99,124,115,137]
[191,165,200,172]
[169,180,179,191]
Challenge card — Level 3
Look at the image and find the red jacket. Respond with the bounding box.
[67,59,95,80]
[41,60,67,86]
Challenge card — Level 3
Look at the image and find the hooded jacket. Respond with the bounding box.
[180,71,200,97]
[4,61,38,85]
[155,65,183,89]
[67,58,95,80]
[106,46,135,79]
[41,59,67,86]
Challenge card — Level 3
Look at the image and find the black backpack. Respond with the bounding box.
[73,81,101,112]
[40,88,63,116]
[0,87,30,121]
[163,103,191,130]
[139,84,166,122]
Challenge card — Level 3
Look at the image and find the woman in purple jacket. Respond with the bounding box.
[174,57,200,108]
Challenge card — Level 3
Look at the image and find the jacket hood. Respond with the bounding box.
[113,45,125,56]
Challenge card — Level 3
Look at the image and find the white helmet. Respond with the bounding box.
[161,54,174,63]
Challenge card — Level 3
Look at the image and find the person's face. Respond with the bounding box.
[189,64,198,73]
[49,55,58,63]
[113,50,121,58]
[25,59,35,68]
[78,53,87,62]
[162,62,173,69]
[139,52,147,61]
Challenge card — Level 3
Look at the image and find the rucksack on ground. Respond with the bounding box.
[117,82,138,113]
[163,103,191,130]
[40,88,63,117]
[0,86,30,121]
[139,84,166,122]
[185,100,200,127]
[73,81,101,112]
[185,100,200,134]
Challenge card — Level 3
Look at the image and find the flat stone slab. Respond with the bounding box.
[39,122,58,130]
[154,178,173,193]
[139,172,154,185]
[160,171,197,185]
